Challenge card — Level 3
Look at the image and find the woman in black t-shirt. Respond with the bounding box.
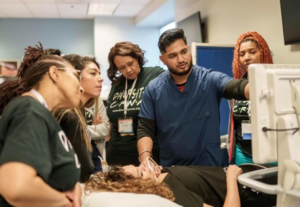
[0,44,82,207]
[85,159,276,207]
[106,41,165,166]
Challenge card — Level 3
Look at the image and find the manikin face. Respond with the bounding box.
[122,157,162,181]
[114,56,140,80]
[160,39,193,76]
[239,41,261,71]
[80,62,103,100]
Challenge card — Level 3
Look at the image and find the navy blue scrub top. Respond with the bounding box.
[139,65,232,167]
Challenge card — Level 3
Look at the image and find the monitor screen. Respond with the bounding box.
[249,64,300,164]
[177,12,203,46]
[280,0,300,45]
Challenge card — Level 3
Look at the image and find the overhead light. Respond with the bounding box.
[88,3,118,16]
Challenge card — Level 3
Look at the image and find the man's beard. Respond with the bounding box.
[168,60,193,76]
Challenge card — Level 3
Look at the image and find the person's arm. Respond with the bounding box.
[105,122,113,142]
[137,82,157,163]
[223,165,243,207]
[60,113,94,182]
[87,98,110,139]
[0,162,72,207]
[223,79,249,100]
[137,117,155,162]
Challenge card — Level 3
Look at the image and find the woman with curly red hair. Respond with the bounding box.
[228,32,273,165]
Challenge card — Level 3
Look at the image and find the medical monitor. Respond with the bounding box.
[249,64,300,164]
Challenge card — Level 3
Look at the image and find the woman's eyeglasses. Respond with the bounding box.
[46,67,82,81]
[57,68,82,81]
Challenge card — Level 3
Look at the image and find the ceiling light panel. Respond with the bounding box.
[88,3,118,16]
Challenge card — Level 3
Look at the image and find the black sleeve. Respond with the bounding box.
[60,113,94,182]
[137,117,155,140]
[223,79,248,100]
[163,176,204,207]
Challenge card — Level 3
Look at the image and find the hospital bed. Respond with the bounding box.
[80,184,181,207]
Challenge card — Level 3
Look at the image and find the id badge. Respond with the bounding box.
[118,117,134,136]
[242,123,252,140]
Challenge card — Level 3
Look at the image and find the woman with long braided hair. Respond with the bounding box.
[0,44,83,207]
[228,32,273,165]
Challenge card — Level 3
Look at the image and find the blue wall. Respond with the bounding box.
[0,19,94,59]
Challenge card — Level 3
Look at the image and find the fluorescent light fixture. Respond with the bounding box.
[88,3,118,16]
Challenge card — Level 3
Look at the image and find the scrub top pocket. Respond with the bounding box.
[185,93,210,122]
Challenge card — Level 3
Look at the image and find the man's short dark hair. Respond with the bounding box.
[158,28,187,53]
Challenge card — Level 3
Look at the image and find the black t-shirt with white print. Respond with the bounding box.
[233,100,252,155]
[162,165,276,207]
[0,96,80,207]
[106,66,165,155]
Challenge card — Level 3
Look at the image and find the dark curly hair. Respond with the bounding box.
[0,43,70,115]
[84,166,175,201]
[107,41,146,86]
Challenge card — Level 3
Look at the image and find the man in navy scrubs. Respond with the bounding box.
[137,28,249,167]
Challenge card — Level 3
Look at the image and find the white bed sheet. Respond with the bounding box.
[81,191,182,207]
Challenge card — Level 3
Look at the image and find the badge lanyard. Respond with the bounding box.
[124,77,137,118]
[30,89,48,109]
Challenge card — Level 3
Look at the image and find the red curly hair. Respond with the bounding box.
[232,32,273,79]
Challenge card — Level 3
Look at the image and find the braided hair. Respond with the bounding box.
[0,44,69,115]
[232,32,273,79]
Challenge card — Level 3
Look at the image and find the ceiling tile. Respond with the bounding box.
[5,12,33,18]
[26,3,58,13]
[32,12,60,18]
[0,10,7,17]
[121,0,152,5]
[0,0,21,2]
[57,3,88,14]
[89,0,122,3]
[22,0,56,2]
[113,12,135,17]
[114,4,145,16]
[0,3,29,12]
[56,0,90,3]
[60,13,86,18]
